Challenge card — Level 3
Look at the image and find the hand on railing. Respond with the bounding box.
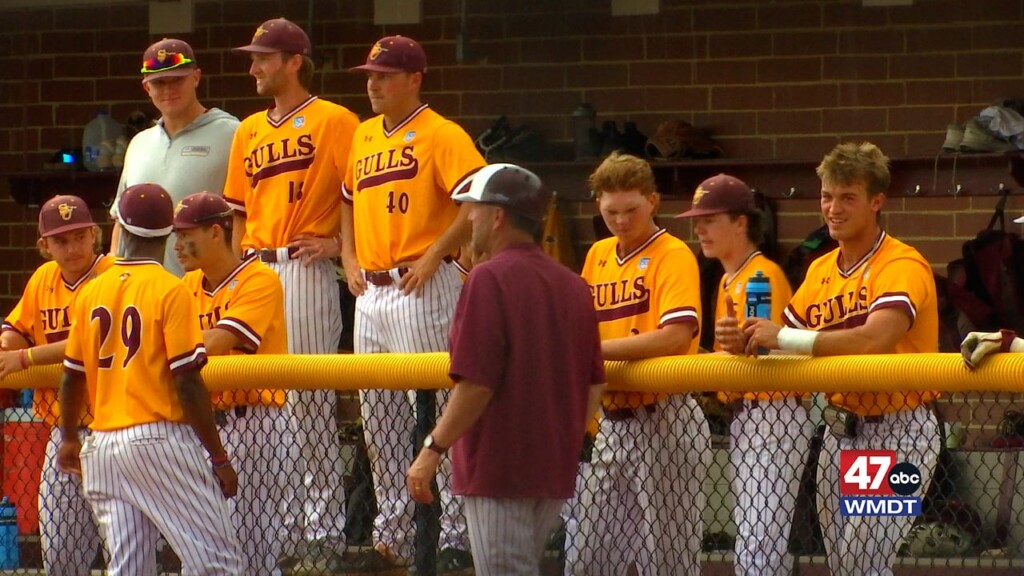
[961,329,1024,369]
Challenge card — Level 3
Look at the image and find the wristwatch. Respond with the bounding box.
[423,434,447,455]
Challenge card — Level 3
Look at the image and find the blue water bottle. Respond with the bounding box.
[746,271,772,355]
[0,497,19,569]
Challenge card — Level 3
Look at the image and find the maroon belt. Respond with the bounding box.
[604,403,657,422]
[363,256,453,287]
[256,246,299,263]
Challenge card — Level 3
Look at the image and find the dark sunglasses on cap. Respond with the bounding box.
[141,51,194,74]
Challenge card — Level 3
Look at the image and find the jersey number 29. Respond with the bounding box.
[90,306,142,369]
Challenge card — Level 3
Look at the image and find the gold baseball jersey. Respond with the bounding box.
[63,260,208,431]
[182,254,287,408]
[582,229,701,410]
[223,97,359,251]
[713,252,796,402]
[2,254,113,425]
[783,231,939,415]
[342,104,485,271]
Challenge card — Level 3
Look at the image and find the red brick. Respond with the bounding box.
[694,60,756,86]
[823,4,889,28]
[890,54,955,80]
[777,213,825,239]
[822,56,888,81]
[884,212,954,238]
[775,135,841,161]
[838,29,904,55]
[971,23,1024,51]
[645,87,708,113]
[582,37,644,62]
[321,72,365,97]
[906,80,976,107]
[956,52,1024,78]
[54,104,105,128]
[709,32,771,59]
[839,83,905,108]
[912,238,965,267]
[822,108,888,134]
[40,30,96,52]
[439,67,502,92]
[773,84,837,110]
[566,64,627,89]
[715,137,773,160]
[758,110,822,136]
[505,13,574,38]
[466,40,520,65]
[906,133,948,156]
[888,3,961,26]
[8,32,40,55]
[4,9,53,30]
[758,57,821,83]
[757,3,822,30]
[889,106,955,132]
[458,90,519,117]
[40,80,94,103]
[501,65,564,90]
[711,86,773,111]
[520,91,580,115]
[952,0,1024,22]
[694,6,756,32]
[25,105,52,127]
[692,111,756,137]
[522,38,580,64]
[53,55,110,80]
[645,35,701,61]
[773,31,837,57]
[54,5,113,30]
[904,28,959,53]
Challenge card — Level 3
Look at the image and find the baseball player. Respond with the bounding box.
[340,35,485,570]
[57,183,243,575]
[0,195,111,575]
[575,152,709,576]
[405,164,607,574]
[721,142,940,576]
[110,37,239,277]
[225,18,359,560]
[678,174,807,576]
[173,191,295,574]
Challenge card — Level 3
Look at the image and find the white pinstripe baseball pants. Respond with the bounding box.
[265,257,346,547]
[220,405,295,575]
[80,421,243,576]
[40,426,104,576]
[465,497,563,576]
[729,397,811,576]
[816,405,939,576]
[574,394,709,576]
[356,261,468,560]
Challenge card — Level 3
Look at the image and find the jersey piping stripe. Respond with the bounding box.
[62,254,106,292]
[721,250,762,293]
[63,357,86,373]
[837,230,887,279]
[169,346,207,375]
[615,228,667,266]
[217,317,261,350]
[783,304,807,328]
[265,95,318,129]
[660,307,699,329]
[341,183,354,203]
[870,293,917,322]
[202,254,259,296]
[224,196,247,215]
[250,156,316,187]
[0,322,32,344]
[115,259,162,267]
[382,103,429,139]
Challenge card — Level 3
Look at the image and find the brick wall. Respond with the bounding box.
[1,0,1023,304]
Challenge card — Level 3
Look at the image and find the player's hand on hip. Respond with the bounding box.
[213,462,239,498]
[399,253,443,297]
[961,331,1005,370]
[57,438,82,476]
[406,449,439,504]
[743,318,781,356]
[289,234,340,267]
[715,295,748,355]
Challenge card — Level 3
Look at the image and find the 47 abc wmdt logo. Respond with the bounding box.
[839,450,922,517]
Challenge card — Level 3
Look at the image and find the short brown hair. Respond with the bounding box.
[588,152,657,197]
[297,55,315,90]
[816,142,891,196]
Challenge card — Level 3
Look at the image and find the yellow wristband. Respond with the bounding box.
[25,348,35,366]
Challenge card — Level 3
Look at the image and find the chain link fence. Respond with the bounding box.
[1,366,1023,575]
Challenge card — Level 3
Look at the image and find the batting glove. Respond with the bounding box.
[961,329,1024,370]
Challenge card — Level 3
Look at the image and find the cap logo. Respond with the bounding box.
[369,42,385,61]
[692,186,709,207]
[174,201,186,216]
[57,203,76,221]
[157,49,168,62]
[253,26,267,41]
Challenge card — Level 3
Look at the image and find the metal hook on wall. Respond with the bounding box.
[782,186,797,199]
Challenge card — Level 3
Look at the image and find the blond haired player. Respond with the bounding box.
[575,152,709,576]
[225,18,359,561]
[341,35,485,571]
[719,142,940,576]
[173,191,296,574]
[678,174,806,576]
[0,195,111,575]
[58,183,242,575]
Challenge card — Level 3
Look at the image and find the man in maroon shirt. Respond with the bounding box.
[405,163,606,573]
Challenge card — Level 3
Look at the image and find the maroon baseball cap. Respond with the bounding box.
[141,38,197,84]
[233,18,311,56]
[350,35,426,74]
[173,192,233,230]
[675,174,755,218]
[38,195,95,238]
[117,183,174,238]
